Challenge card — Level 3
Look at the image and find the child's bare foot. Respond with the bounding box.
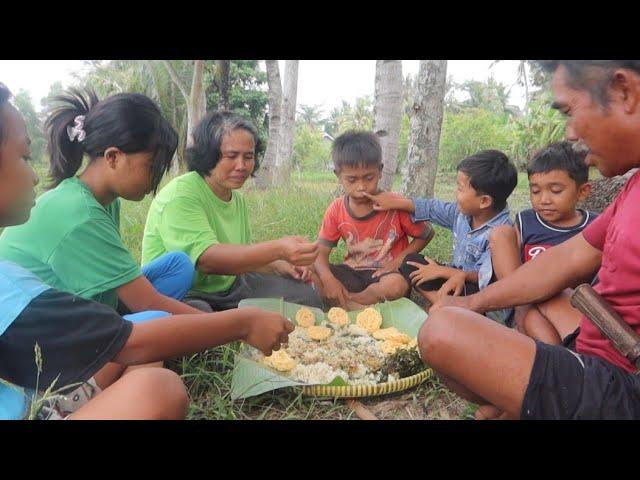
[474,404,504,420]
[345,299,367,311]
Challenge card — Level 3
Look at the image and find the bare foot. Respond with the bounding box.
[474,404,503,420]
[345,299,367,311]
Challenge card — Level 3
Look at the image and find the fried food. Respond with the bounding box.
[295,307,316,327]
[263,349,297,372]
[327,307,350,327]
[356,307,383,333]
[379,340,404,355]
[373,327,413,344]
[306,325,333,341]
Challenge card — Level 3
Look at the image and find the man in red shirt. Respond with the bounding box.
[420,60,640,420]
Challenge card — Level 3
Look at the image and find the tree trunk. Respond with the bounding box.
[275,60,299,185]
[216,60,231,111]
[254,60,283,189]
[401,60,447,198]
[373,60,403,191]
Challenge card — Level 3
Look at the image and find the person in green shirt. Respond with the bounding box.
[142,111,323,310]
[0,88,208,324]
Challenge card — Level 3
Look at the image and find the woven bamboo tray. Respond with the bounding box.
[301,368,432,398]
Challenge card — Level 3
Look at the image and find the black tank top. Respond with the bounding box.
[517,208,597,263]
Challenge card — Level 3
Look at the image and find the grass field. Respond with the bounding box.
[30,163,532,420]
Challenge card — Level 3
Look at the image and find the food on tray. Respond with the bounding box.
[356,307,383,333]
[295,307,316,327]
[245,305,424,387]
[306,325,333,341]
[327,307,350,327]
[263,349,297,372]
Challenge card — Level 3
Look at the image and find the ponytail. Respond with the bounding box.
[0,82,13,145]
[45,88,99,188]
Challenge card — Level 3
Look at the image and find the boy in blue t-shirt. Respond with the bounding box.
[364,150,519,324]
[490,141,597,346]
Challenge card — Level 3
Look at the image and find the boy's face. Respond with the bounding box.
[455,170,492,216]
[0,105,39,227]
[335,164,382,204]
[528,169,591,224]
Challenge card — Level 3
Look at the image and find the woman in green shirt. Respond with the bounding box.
[142,111,322,310]
[0,89,205,317]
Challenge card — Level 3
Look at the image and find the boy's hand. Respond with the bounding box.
[437,270,467,299]
[277,236,319,266]
[406,257,447,287]
[362,192,414,212]
[240,307,295,356]
[322,277,350,308]
[372,258,402,278]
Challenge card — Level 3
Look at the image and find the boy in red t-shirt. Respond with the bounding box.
[313,131,434,310]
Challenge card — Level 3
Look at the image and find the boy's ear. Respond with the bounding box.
[578,181,592,202]
[333,168,339,177]
[479,194,494,209]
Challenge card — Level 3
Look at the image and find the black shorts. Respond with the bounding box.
[398,253,479,295]
[521,341,640,419]
[329,264,402,294]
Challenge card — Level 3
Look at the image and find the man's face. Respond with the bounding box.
[551,65,640,177]
[336,164,381,204]
[0,105,39,226]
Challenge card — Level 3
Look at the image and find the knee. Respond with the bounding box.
[489,225,516,251]
[167,251,195,275]
[418,307,459,367]
[387,276,410,299]
[141,368,190,420]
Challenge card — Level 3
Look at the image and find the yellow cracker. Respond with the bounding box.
[295,307,316,327]
[356,307,383,333]
[307,325,333,341]
[327,307,350,327]
[264,349,296,372]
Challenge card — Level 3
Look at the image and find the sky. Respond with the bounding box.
[0,60,528,113]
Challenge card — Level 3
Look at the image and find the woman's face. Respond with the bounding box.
[0,105,39,226]
[207,129,256,193]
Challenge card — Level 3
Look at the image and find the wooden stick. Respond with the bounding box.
[346,399,378,420]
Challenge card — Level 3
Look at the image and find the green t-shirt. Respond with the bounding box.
[0,177,141,309]
[142,171,251,294]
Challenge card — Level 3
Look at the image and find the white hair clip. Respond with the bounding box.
[67,115,86,143]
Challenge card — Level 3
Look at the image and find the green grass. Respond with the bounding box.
[27,163,532,419]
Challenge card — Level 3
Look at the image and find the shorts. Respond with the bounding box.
[328,264,402,293]
[521,341,640,420]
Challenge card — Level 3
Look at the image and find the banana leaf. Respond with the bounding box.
[230,297,427,400]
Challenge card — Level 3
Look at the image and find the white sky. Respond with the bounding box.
[0,60,528,114]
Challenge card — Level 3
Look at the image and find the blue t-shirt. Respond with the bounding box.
[0,260,51,420]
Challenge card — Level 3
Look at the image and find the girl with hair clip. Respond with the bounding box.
[0,88,207,317]
[0,82,293,419]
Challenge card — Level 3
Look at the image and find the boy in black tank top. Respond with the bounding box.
[490,142,597,345]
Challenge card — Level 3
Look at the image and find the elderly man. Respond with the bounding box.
[419,60,640,420]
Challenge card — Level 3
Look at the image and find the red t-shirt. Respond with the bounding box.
[318,195,432,269]
[579,171,640,373]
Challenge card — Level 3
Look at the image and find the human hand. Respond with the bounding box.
[437,270,467,299]
[372,258,402,278]
[240,307,295,356]
[406,256,446,287]
[272,260,312,281]
[322,276,350,308]
[277,236,319,266]
[428,295,474,314]
[362,191,414,212]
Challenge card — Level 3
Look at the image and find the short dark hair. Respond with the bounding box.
[538,60,640,106]
[46,88,178,193]
[527,141,588,185]
[457,150,518,211]
[186,111,263,177]
[332,130,382,171]
[0,82,12,145]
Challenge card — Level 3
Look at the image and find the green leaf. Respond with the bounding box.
[230,297,428,399]
[326,376,348,387]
